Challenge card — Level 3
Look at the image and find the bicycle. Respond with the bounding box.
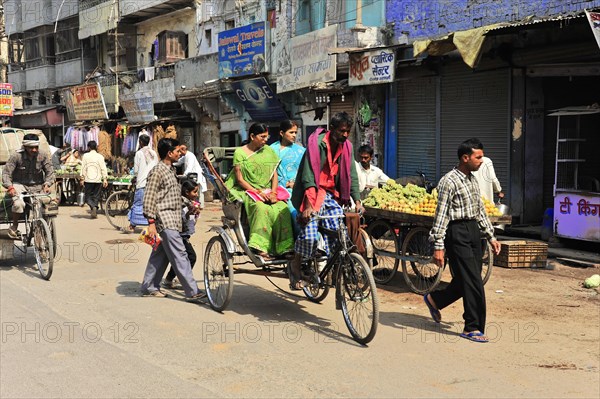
[11,193,56,280]
[104,182,136,232]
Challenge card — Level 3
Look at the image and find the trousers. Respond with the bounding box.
[430,220,486,333]
[165,236,196,281]
[141,229,200,297]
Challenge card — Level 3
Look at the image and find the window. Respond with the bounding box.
[55,17,80,62]
[225,19,235,30]
[205,29,212,48]
[24,27,55,67]
[157,31,188,64]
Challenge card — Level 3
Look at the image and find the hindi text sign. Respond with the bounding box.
[0,83,14,117]
[349,49,395,86]
[277,25,337,93]
[554,192,600,242]
[64,83,108,121]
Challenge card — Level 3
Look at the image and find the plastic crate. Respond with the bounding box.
[494,240,548,268]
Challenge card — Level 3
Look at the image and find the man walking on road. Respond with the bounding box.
[425,138,501,343]
[140,138,204,300]
[80,140,108,219]
[127,134,157,231]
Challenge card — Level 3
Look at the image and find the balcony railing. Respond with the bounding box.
[56,49,81,63]
[26,56,56,68]
[80,0,110,11]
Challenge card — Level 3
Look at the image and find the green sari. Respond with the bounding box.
[225,145,294,255]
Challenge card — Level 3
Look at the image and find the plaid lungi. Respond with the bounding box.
[128,188,148,226]
[295,192,344,258]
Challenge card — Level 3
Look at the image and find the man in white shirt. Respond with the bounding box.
[472,156,504,202]
[79,140,108,219]
[174,144,208,207]
[127,134,158,231]
[355,144,390,193]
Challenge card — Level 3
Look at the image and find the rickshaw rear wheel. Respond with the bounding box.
[301,257,331,303]
[33,219,54,280]
[204,235,234,312]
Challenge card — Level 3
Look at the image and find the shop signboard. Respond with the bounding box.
[230,77,288,122]
[218,22,266,79]
[0,83,14,117]
[63,83,108,121]
[277,25,337,93]
[554,192,600,242]
[349,49,395,86]
[585,10,600,50]
[119,91,154,124]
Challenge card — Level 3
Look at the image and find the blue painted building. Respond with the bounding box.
[384,1,600,226]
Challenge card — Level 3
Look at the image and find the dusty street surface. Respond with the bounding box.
[1,203,599,398]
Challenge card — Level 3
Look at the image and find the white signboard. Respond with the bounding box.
[554,192,600,242]
[349,49,395,86]
[276,25,337,93]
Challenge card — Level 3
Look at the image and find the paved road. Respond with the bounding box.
[1,204,598,398]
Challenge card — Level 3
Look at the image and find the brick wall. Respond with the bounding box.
[386,0,600,40]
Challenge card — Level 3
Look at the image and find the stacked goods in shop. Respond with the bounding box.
[363,180,503,217]
[98,130,112,159]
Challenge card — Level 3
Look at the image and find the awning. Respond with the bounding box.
[548,104,600,116]
[328,44,408,55]
[413,23,505,68]
[412,11,592,68]
[12,105,58,116]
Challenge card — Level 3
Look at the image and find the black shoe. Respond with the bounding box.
[91,208,97,219]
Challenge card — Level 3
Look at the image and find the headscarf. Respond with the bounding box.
[22,139,40,147]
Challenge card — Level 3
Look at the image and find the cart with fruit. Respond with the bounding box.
[363,180,511,294]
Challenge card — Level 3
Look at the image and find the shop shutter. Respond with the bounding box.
[396,77,437,180]
[440,64,510,193]
[329,93,354,119]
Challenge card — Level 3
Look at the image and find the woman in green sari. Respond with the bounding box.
[225,123,294,257]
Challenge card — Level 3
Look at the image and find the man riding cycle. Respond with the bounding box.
[2,133,55,238]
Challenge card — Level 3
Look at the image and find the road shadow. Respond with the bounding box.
[116,280,144,297]
[0,246,51,281]
[379,310,462,338]
[204,280,364,347]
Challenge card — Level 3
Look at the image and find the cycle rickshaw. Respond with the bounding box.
[0,192,58,280]
[201,147,379,345]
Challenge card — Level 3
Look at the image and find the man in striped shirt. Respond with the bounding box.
[425,138,501,343]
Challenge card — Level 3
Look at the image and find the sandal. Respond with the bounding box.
[186,291,207,302]
[141,290,168,298]
[287,262,307,291]
[7,228,20,239]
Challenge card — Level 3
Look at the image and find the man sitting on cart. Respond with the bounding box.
[288,112,364,290]
[2,133,55,239]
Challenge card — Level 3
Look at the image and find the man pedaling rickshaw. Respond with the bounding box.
[2,133,55,239]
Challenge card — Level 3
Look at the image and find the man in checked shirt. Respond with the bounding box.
[424,138,501,343]
[140,138,205,300]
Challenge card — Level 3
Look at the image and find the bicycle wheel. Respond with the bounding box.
[203,236,234,312]
[47,217,58,258]
[366,220,399,284]
[104,190,131,232]
[449,239,493,285]
[301,257,331,303]
[337,252,379,345]
[401,227,443,294]
[33,219,54,280]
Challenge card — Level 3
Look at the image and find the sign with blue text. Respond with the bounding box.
[230,77,288,122]
[218,22,266,79]
[119,91,154,124]
[349,49,395,86]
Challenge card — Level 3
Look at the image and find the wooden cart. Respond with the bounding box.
[364,206,512,294]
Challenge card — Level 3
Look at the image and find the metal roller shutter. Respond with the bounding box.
[329,94,355,119]
[396,77,437,180]
[440,64,510,193]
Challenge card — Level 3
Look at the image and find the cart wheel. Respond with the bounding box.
[401,227,443,294]
[204,236,234,312]
[449,239,493,285]
[104,190,131,232]
[366,220,399,284]
[301,257,330,303]
[64,179,77,205]
[337,252,379,345]
[55,183,63,205]
[33,219,54,280]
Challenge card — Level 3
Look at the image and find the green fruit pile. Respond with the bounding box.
[363,180,438,216]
